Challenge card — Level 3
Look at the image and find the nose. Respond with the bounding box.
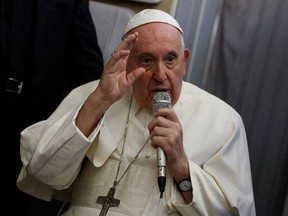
[153,64,167,82]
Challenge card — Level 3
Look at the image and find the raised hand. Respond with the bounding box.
[97,32,145,103]
[76,32,145,136]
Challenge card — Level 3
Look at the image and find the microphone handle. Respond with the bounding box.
[157,147,166,198]
[152,91,171,198]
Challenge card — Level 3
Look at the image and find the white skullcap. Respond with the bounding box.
[123,9,183,36]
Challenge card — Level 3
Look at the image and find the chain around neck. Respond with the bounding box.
[113,95,149,188]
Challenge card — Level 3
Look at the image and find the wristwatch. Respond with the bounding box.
[176,178,192,192]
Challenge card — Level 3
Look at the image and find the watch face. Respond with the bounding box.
[179,180,192,191]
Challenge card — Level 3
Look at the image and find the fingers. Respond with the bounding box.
[149,116,173,139]
[148,109,177,136]
[105,32,139,74]
[105,32,145,87]
[122,32,139,50]
[97,32,143,101]
[152,109,179,125]
[148,109,182,147]
[148,112,184,168]
[110,32,139,59]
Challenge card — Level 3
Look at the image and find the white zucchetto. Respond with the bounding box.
[123,9,183,36]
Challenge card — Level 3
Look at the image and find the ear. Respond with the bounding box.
[184,48,190,61]
[182,48,190,77]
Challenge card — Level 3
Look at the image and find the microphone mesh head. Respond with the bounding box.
[152,92,171,112]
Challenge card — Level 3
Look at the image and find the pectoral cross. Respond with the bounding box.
[96,187,120,216]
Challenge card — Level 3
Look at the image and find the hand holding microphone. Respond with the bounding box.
[152,92,171,199]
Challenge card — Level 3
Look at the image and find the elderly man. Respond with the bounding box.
[17,9,256,216]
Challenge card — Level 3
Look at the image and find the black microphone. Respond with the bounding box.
[152,92,171,199]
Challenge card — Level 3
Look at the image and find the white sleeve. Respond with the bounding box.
[20,103,103,190]
[170,115,256,216]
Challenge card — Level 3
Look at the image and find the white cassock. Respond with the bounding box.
[17,80,256,216]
